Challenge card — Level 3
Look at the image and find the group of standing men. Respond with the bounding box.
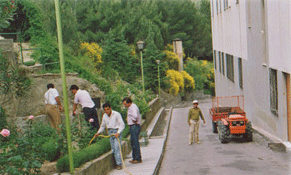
[45,82,206,170]
[44,83,142,170]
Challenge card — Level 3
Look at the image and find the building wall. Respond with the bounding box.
[211,0,290,141]
[267,0,291,72]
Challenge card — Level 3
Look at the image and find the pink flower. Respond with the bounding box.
[89,118,94,123]
[0,129,10,137]
[28,115,34,120]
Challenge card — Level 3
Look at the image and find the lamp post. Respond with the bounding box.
[156,60,161,97]
[137,40,145,94]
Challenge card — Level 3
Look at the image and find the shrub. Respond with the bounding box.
[181,71,195,92]
[163,50,180,70]
[24,60,36,66]
[41,137,60,162]
[80,42,102,69]
[0,106,8,130]
[184,58,215,95]
[166,69,184,95]
[56,137,111,172]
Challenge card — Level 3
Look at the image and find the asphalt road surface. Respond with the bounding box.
[158,99,290,175]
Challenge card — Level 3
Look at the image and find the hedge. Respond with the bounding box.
[56,125,130,172]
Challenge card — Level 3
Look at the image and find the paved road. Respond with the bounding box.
[158,100,290,175]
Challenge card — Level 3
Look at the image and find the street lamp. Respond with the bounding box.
[137,40,145,94]
[156,60,161,97]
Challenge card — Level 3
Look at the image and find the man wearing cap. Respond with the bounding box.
[188,100,206,145]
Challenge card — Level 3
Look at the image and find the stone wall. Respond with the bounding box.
[3,73,105,118]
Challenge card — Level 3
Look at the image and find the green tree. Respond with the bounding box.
[184,58,214,95]
[143,34,164,92]
[0,0,16,30]
[196,0,212,60]
[101,31,139,83]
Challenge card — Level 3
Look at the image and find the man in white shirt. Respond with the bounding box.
[44,83,63,132]
[70,84,100,130]
[95,102,125,170]
[122,97,142,164]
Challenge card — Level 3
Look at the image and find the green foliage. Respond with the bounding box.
[0,50,31,99]
[181,71,195,92]
[23,60,36,66]
[57,137,111,172]
[3,0,213,98]
[0,120,61,174]
[101,32,139,83]
[104,81,153,121]
[0,0,16,30]
[0,106,8,130]
[41,137,59,162]
[143,37,164,93]
[184,58,215,95]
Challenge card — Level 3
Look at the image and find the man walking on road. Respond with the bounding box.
[95,103,125,170]
[70,84,100,130]
[122,97,142,164]
[188,100,206,145]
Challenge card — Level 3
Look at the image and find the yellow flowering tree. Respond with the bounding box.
[181,71,195,92]
[163,44,180,70]
[166,69,184,95]
[80,42,102,68]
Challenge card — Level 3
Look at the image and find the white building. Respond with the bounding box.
[210,0,291,143]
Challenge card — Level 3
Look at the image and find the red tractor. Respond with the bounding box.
[209,96,252,143]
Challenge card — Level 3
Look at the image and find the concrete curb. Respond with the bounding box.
[153,107,173,175]
[252,124,291,153]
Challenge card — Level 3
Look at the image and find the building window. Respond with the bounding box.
[211,0,214,17]
[219,0,222,13]
[224,0,229,10]
[216,0,219,14]
[238,58,243,89]
[221,52,225,75]
[226,54,234,82]
[213,50,216,69]
[270,68,278,116]
[218,51,221,73]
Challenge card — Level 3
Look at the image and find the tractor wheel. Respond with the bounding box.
[218,122,230,143]
[244,122,253,142]
[212,121,218,133]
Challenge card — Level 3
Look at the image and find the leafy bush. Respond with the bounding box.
[184,58,215,95]
[80,42,103,69]
[24,60,36,66]
[0,0,16,30]
[166,69,184,95]
[0,106,8,130]
[181,71,195,92]
[163,50,180,70]
[0,50,31,98]
[41,137,60,162]
[56,137,111,172]
[0,118,61,174]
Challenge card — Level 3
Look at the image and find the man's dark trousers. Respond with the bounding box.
[83,107,100,130]
[130,124,142,161]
